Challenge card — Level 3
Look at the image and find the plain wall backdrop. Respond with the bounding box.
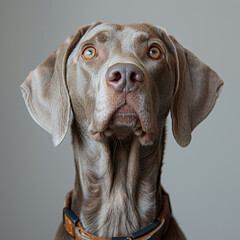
[1,0,239,239]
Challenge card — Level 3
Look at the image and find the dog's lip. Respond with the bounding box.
[90,104,155,145]
[115,104,137,114]
[112,104,138,123]
[90,104,138,140]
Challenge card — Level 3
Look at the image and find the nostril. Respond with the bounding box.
[109,71,121,83]
[113,71,121,82]
[130,72,143,82]
[130,72,136,81]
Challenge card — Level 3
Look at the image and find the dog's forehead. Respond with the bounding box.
[81,23,159,44]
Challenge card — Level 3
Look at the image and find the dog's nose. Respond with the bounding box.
[106,63,144,92]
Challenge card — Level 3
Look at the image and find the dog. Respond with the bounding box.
[20,22,223,239]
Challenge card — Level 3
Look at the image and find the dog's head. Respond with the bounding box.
[20,22,223,147]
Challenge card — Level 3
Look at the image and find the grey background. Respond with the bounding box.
[1,0,239,239]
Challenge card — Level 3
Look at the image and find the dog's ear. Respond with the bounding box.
[20,24,93,146]
[168,36,224,147]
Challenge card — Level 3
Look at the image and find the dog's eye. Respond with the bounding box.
[148,46,162,60]
[82,47,96,60]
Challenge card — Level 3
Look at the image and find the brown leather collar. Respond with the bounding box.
[63,186,172,240]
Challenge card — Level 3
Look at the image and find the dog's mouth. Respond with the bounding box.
[91,104,155,145]
[110,104,141,137]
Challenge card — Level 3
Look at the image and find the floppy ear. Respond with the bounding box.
[20,25,92,146]
[169,36,224,147]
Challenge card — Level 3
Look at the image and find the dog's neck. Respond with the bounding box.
[70,120,165,238]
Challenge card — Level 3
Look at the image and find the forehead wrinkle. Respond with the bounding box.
[83,31,109,45]
[129,24,161,40]
[134,33,150,44]
[81,25,114,42]
[115,29,148,55]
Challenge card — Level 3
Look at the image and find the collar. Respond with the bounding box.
[63,186,172,240]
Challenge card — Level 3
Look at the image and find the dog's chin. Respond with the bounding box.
[110,113,140,139]
[91,105,155,146]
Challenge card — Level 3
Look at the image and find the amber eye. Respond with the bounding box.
[82,47,96,60]
[148,46,162,60]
